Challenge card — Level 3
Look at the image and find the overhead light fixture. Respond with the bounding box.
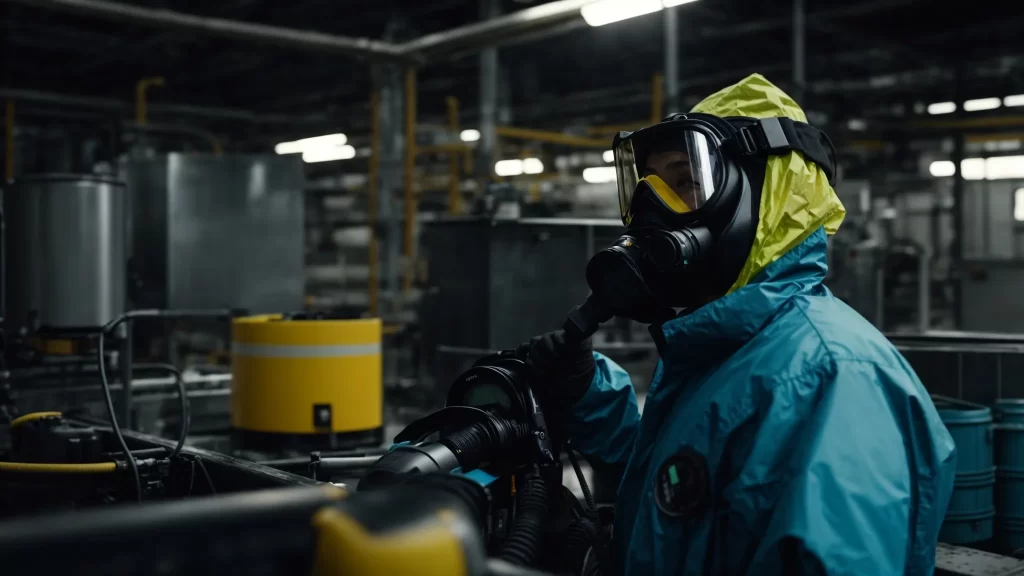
[927,102,956,115]
[929,156,1024,180]
[928,160,955,177]
[302,144,356,163]
[961,158,986,180]
[275,133,348,155]
[1004,94,1024,108]
[985,155,1024,180]
[460,129,481,142]
[963,97,1001,112]
[662,0,699,6]
[1015,188,1024,222]
[846,119,867,131]
[582,166,617,184]
[581,0,662,27]
[602,150,615,163]
[495,159,524,177]
[522,158,545,175]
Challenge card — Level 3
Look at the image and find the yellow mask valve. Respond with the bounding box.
[641,174,691,214]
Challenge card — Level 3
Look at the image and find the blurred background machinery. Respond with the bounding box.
[3,0,1024,571]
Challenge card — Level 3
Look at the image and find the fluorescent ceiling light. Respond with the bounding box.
[583,166,617,184]
[662,0,698,6]
[1004,94,1024,108]
[1015,188,1024,222]
[929,160,955,177]
[581,0,662,27]
[927,102,956,115]
[302,144,356,163]
[275,141,305,155]
[602,150,615,163]
[276,133,347,155]
[963,97,1001,112]
[961,158,986,180]
[985,155,1024,180]
[495,159,524,177]
[846,119,867,131]
[929,156,1024,180]
[522,158,544,175]
[460,129,481,142]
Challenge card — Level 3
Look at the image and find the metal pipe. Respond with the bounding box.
[792,0,806,103]
[368,89,381,318]
[446,96,462,216]
[495,126,607,148]
[4,100,13,180]
[134,76,164,126]
[8,0,411,63]
[402,68,418,295]
[650,74,664,124]
[395,0,595,59]
[119,325,133,428]
[664,8,679,114]
[0,88,321,125]
[123,122,222,154]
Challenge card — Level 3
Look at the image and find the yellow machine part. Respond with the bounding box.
[231,315,382,435]
[311,507,470,576]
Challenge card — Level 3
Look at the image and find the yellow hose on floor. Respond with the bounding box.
[0,461,117,474]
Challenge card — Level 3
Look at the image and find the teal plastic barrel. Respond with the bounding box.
[993,399,1024,553]
[996,516,1024,556]
[936,398,995,543]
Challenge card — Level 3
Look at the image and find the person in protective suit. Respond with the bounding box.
[521,74,957,575]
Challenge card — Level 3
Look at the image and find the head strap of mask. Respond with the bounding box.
[585,113,836,324]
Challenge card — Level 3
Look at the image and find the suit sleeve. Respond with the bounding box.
[747,361,957,576]
[562,352,641,467]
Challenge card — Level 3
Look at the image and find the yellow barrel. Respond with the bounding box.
[231,315,383,449]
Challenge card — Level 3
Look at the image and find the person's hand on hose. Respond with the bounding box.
[516,330,596,410]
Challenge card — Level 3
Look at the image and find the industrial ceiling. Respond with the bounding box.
[3,0,1023,144]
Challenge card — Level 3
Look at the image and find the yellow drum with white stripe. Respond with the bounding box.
[231,315,383,450]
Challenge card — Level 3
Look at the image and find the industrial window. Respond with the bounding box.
[1016,188,1024,222]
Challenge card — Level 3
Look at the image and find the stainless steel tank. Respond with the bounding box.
[3,174,127,331]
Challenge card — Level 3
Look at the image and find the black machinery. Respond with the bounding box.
[0,299,613,575]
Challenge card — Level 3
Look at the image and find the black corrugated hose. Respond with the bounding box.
[498,465,549,567]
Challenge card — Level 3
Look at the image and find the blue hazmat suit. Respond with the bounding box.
[565,75,958,575]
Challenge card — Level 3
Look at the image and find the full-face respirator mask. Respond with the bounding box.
[585,113,837,324]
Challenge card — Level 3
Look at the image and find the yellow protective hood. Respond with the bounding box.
[690,73,846,293]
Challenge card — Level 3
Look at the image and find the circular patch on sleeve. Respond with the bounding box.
[654,447,710,518]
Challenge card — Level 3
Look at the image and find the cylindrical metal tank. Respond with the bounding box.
[3,174,127,331]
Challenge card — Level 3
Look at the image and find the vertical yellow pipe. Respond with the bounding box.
[4,100,14,180]
[446,96,461,215]
[651,73,664,125]
[402,68,417,294]
[135,77,165,126]
[368,89,381,317]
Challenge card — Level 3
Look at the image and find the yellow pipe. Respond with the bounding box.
[402,68,418,294]
[368,89,381,317]
[0,461,117,474]
[10,411,62,429]
[966,132,1024,143]
[446,96,461,216]
[4,99,13,180]
[495,126,607,148]
[135,77,165,126]
[651,73,664,124]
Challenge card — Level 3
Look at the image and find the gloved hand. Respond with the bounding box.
[516,330,596,409]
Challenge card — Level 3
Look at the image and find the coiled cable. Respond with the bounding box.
[498,466,549,567]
